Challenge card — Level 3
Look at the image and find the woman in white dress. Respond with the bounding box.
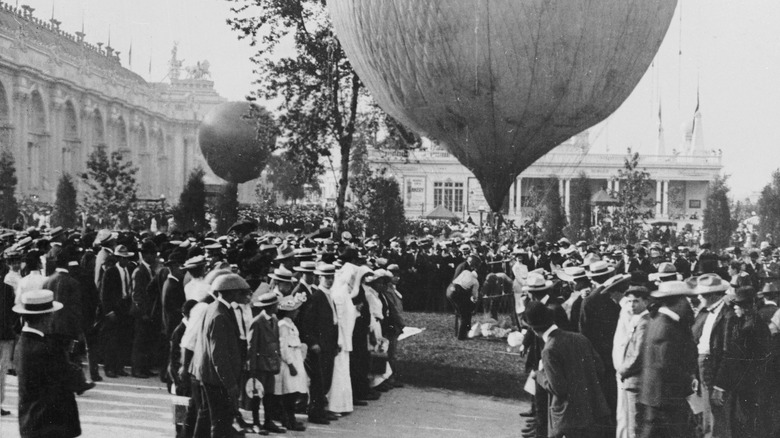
[274,294,308,432]
[327,264,373,414]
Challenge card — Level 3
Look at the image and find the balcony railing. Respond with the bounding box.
[370,149,723,167]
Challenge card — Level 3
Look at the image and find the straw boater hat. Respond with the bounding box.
[275,243,295,261]
[314,264,336,277]
[650,280,696,298]
[586,260,614,278]
[523,274,553,293]
[13,289,63,314]
[293,261,316,273]
[555,266,587,282]
[183,255,208,271]
[113,245,135,258]
[269,267,296,283]
[649,262,680,282]
[582,253,601,269]
[253,292,279,308]
[694,274,730,295]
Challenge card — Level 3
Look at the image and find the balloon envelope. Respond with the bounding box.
[328,0,678,211]
[198,102,275,184]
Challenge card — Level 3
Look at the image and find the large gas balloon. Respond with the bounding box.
[328,0,677,211]
[198,102,276,184]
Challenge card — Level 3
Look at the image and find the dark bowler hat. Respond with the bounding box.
[523,301,554,331]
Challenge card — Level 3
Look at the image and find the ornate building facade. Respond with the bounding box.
[0,2,229,205]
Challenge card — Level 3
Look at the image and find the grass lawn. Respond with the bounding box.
[395,311,530,401]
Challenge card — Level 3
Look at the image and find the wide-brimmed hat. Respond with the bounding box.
[294,248,315,259]
[293,261,316,273]
[212,274,250,293]
[183,255,208,270]
[278,293,307,312]
[694,274,730,295]
[556,266,587,282]
[314,264,336,276]
[582,253,601,268]
[253,292,279,308]
[587,261,614,278]
[113,245,135,258]
[760,281,780,296]
[650,280,696,298]
[165,248,188,266]
[601,274,631,295]
[269,267,296,283]
[275,243,294,261]
[624,285,650,299]
[649,262,680,282]
[523,274,553,293]
[13,289,63,314]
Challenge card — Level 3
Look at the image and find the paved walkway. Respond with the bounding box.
[0,374,528,437]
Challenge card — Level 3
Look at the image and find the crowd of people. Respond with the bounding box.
[482,237,780,438]
[0,226,408,437]
[2,220,780,438]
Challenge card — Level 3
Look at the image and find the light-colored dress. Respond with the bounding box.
[274,317,308,395]
[364,285,392,387]
[327,270,358,413]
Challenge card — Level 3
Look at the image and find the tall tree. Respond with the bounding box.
[758,170,780,242]
[540,178,566,242]
[0,150,18,227]
[265,155,318,202]
[610,150,654,244]
[51,173,78,229]
[173,167,207,232]
[214,182,239,235]
[703,175,733,250]
[564,172,592,241]
[226,0,419,233]
[352,170,405,240]
[80,148,138,228]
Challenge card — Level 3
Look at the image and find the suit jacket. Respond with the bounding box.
[639,311,698,407]
[0,281,15,340]
[99,265,130,317]
[522,297,571,372]
[43,270,83,340]
[131,263,154,319]
[248,313,281,375]
[579,291,620,374]
[617,313,650,391]
[299,286,338,354]
[691,302,729,388]
[15,331,81,438]
[536,330,610,436]
[162,275,185,337]
[714,313,771,397]
[192,300,243,391]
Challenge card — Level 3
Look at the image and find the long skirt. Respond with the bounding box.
[327,350,353,413]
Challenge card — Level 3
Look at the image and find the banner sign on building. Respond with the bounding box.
[404,176,426,214]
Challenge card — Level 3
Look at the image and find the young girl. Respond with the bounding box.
[275,293,308,432]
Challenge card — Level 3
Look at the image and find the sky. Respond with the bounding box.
[20,0,780,200]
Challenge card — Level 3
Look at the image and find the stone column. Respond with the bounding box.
[564,178,571,220]
[655,180,662,217]
[662,180,670,218]
[516,177,523,222]
[613,179,620,193]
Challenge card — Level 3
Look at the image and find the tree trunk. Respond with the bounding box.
[334,140,350,235]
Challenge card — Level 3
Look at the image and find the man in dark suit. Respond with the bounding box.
[13,289,81,438]
[525,245,551,272]
[99,250,127,378]
[43,245,92,394]
[526,301,610,438]
[638,281,698,438]
[191,273,251,438]
[300,264,338,425]
[579,263,627,434]
[691,273,730,438]
[130,239,159,378]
